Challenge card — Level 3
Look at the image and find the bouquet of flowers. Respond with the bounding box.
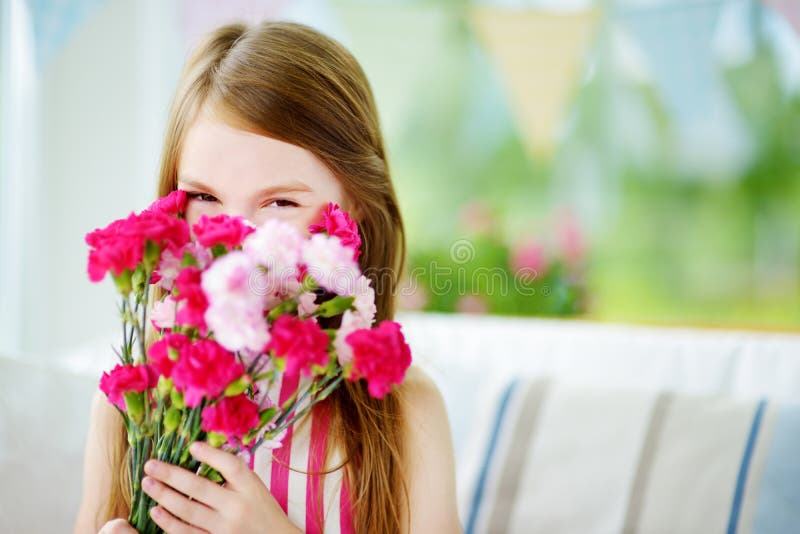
[86,192,412,533]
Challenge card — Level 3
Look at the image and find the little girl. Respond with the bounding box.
[73,20,460,534]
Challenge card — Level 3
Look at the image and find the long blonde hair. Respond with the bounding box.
[103,21,409,532]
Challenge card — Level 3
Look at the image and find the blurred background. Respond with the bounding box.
[2,0,799,363]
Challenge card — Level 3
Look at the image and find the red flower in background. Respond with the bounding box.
[171,338,246,408]
[201,394,260,441]
[99,363,158,411]
[267,315,331,378]
[192,214,255,250]
[308,202,362,261]
[346,320,411,399]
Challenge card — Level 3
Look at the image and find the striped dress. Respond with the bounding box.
[251,372,355,534]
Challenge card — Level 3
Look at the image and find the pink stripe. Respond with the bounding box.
[305,401,331,534]
[270,372,300,514]
[340,469,355,534]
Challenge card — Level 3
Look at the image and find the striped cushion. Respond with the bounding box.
[458,379,800,534]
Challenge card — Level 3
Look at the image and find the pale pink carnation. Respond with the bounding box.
[155,241,212,291]
[243,219,302,284]
[301,234,360,295]
[334,309,373,366]
[150,297,177,330]
[297,291,319,318]
[351,275,376,325]
[202,252,270,353]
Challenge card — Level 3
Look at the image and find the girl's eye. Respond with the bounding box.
[266,199,299,208]
[186,192,217,202]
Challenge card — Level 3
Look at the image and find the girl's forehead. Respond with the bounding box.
[178,112,343,198]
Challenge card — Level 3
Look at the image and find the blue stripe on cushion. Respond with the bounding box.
[727,399,767,534]
[466,379,518,534]
[752,405,800,533]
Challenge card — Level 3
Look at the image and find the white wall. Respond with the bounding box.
[2,0,183,360]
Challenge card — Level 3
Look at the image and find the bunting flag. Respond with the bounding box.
[333,1,458,142]
[764,0,800,35]
[469,7,598,157]
[25,0,107,70]
[616,0,753,178]
[616,1,725,128]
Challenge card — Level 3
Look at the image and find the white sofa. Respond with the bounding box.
[2,312,799,533]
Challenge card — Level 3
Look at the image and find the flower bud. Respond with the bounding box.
[123,391,145,424]
[170,388,185,410]
[163,406,181,433]
[223,375,252,397]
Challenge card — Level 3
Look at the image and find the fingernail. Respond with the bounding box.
[142,476,154,490]
[144,460,156,474]
[190,442,202,454]
[150,506,161,518]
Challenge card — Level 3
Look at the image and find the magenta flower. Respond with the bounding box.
[201,394,260,442]
[99,363,158,411]
[346,321,412,399]
[173,266,209,335]
[85,215,145,282]
[86,209,190,283]
[267,315,331,378]
[146,332,190,378]
[171,339,246,408]
[308,202,362,261]
[146,190,187,217]
[192,214,255,250]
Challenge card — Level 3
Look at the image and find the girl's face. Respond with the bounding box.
[177,108,348,234]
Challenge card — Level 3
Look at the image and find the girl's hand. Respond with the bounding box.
[97,518,137,533]
[142,442,300,534]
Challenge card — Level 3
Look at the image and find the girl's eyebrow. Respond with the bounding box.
[178,177,313,197]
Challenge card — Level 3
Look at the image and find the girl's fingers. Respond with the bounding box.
[149,505,211,534]
[142,475,218,531]
[144,459,230,509]
[189,441,254,492]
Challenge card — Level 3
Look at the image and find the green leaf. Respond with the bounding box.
[315,296,355,318]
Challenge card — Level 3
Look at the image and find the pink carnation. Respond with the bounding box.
[85,215,145,282]
[308,202,362,261]
[192,214,255,250]
[201,394,260,441]
[267,315,330,378]
[173,266,209,335]
[146,190,187,217]
[345,321,412,399]
[127,209,190,254]
[99,363,158,411]
[171,339,246,407]
[85,210,190,283]
[146,332,190,378]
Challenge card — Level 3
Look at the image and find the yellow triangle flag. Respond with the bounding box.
[470,8,598,157]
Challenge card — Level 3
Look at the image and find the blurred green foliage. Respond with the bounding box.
[344,1,800,327]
